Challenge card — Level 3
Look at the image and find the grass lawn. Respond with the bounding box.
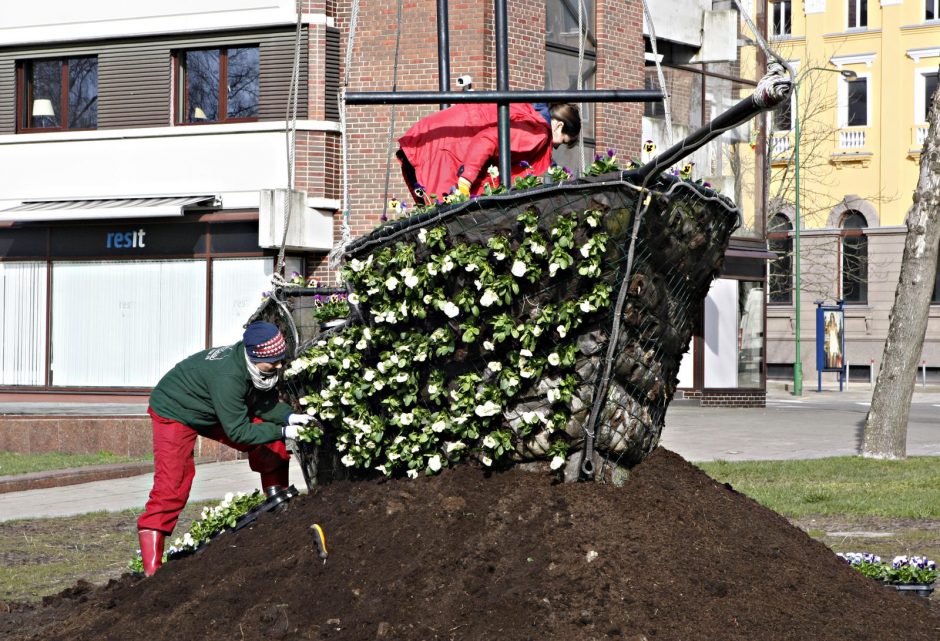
[0,451,152,477]
[696,456,940,519]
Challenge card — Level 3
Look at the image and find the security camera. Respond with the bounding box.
[455,75,473,90]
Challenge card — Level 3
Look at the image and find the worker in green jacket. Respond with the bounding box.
[136,321,311,576]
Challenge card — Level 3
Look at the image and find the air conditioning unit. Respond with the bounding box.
[258,188,332,250]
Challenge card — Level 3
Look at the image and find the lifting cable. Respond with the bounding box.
[275,0,305,281]
[328,0,361,269]
[575,0,586,170]
[640,0,673,148]
[381,0,405,222]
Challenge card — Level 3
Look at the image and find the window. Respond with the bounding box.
[767,214,792,304]
[841,211,868,304]
[928,0,938,21]
[848,0,867,28]
[773,99,792,131]
[546,0,596,173]
[771,1,792,36]
[17,56,98,131]
[846,77,868,126]
[922,71,938,122]
[177,47,260,124]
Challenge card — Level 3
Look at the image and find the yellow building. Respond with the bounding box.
[764,0,940,388]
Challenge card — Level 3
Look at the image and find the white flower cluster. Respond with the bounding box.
[288,207,613,478]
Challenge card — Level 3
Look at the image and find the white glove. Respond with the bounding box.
[283,424,301,440]
[287,413,313,426]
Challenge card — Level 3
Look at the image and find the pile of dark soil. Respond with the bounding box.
[1,448,937,640]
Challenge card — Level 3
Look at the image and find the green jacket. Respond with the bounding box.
[149,342,292,445]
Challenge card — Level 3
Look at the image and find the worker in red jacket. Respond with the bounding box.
[136,321,311,576]
[397,102,580,204]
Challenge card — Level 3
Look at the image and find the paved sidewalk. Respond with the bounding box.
[0,457,305,523]
[1,383,937,521]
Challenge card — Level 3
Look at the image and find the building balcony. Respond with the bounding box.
[838,127,866,150]
[914,124,929,148]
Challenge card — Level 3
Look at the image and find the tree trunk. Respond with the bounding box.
[862,78,940,459]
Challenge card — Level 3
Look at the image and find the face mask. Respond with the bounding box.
[245,351,279,391]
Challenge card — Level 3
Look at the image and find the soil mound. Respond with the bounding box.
[1,448,938,641]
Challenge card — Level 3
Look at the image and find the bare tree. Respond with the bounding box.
[862,71,940,459]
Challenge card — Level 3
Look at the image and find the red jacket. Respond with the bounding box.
[398,103,554,200]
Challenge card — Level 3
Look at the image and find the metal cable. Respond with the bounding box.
[381,0,405,221]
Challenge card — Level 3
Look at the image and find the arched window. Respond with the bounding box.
[841,211,868,303]
[768,213,792,304]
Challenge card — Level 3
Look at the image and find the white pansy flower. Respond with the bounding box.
[342,357,351,369]
[417,228,428,244]
[385,276,399,290]
[395,372,409,383]
[482,435,497,449]
[356,339,368,350]
[481,455,493,467]
[493,251,506,261]
[532,326,543,337]
[428,383,439,395]
[487,361,502,372]
[428,455,442,472]
[520,349,533,358]
[341,454,355,467]
[557,325,567,338]
[406,469,419,479]
[580,300,595,313]
[348,292,360,304]
[427,263,439,276]
[390,354,400,365]
[423,294,433,304]
[401,268,419,288]
[480,289,498,307]
[520,367,535,379]
[465,263,478,272]
[580,243,592,258]
[349,258,365,272]
[376,464,388,475]
[550,455,565,470]
[373,380,385,391]
[547,352,560,366]
[530,242,546,255]
[377,362,387,374]
[474,400,501,417]
[443,301,460,318]
[483,340,495,351]
[385,311,398,324]
[363,328,371,340]
[445,441,466,453]
[549,263,560,277]
[547,388,561,403]
[511,260,528,278]
[431,419,447,432]
[522,411,540,424]
[399,412,414,425]
[333,336,346,346]
[441,256,455,273]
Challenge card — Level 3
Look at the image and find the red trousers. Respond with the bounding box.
[137,407,290,534]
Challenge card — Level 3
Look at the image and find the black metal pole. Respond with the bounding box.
[437,0,450,110]
[345,89,662,105]
[494,0,511,184]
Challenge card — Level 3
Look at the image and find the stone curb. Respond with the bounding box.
[0,462,155,494]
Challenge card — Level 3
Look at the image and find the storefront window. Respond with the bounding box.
[211,257,301,347]
[0,262,47,385]
[737,281,764,388]
[51,260,207,386]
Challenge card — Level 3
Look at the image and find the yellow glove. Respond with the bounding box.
[457,177,472,197]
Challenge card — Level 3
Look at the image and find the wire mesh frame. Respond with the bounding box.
[262,171,739,483]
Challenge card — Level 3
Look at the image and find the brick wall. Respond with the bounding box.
[697,390,767,408]
[595,0,643,159]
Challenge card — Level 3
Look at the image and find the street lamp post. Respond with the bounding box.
[791,66,857,396]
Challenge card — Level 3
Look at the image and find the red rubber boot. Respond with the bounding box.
[138,529,165,577]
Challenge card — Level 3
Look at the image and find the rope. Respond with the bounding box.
[381,0,405,222]
[328,0,361,269]
[576,0,586,172]
[277,0,304,278]
[640,0,673,148]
